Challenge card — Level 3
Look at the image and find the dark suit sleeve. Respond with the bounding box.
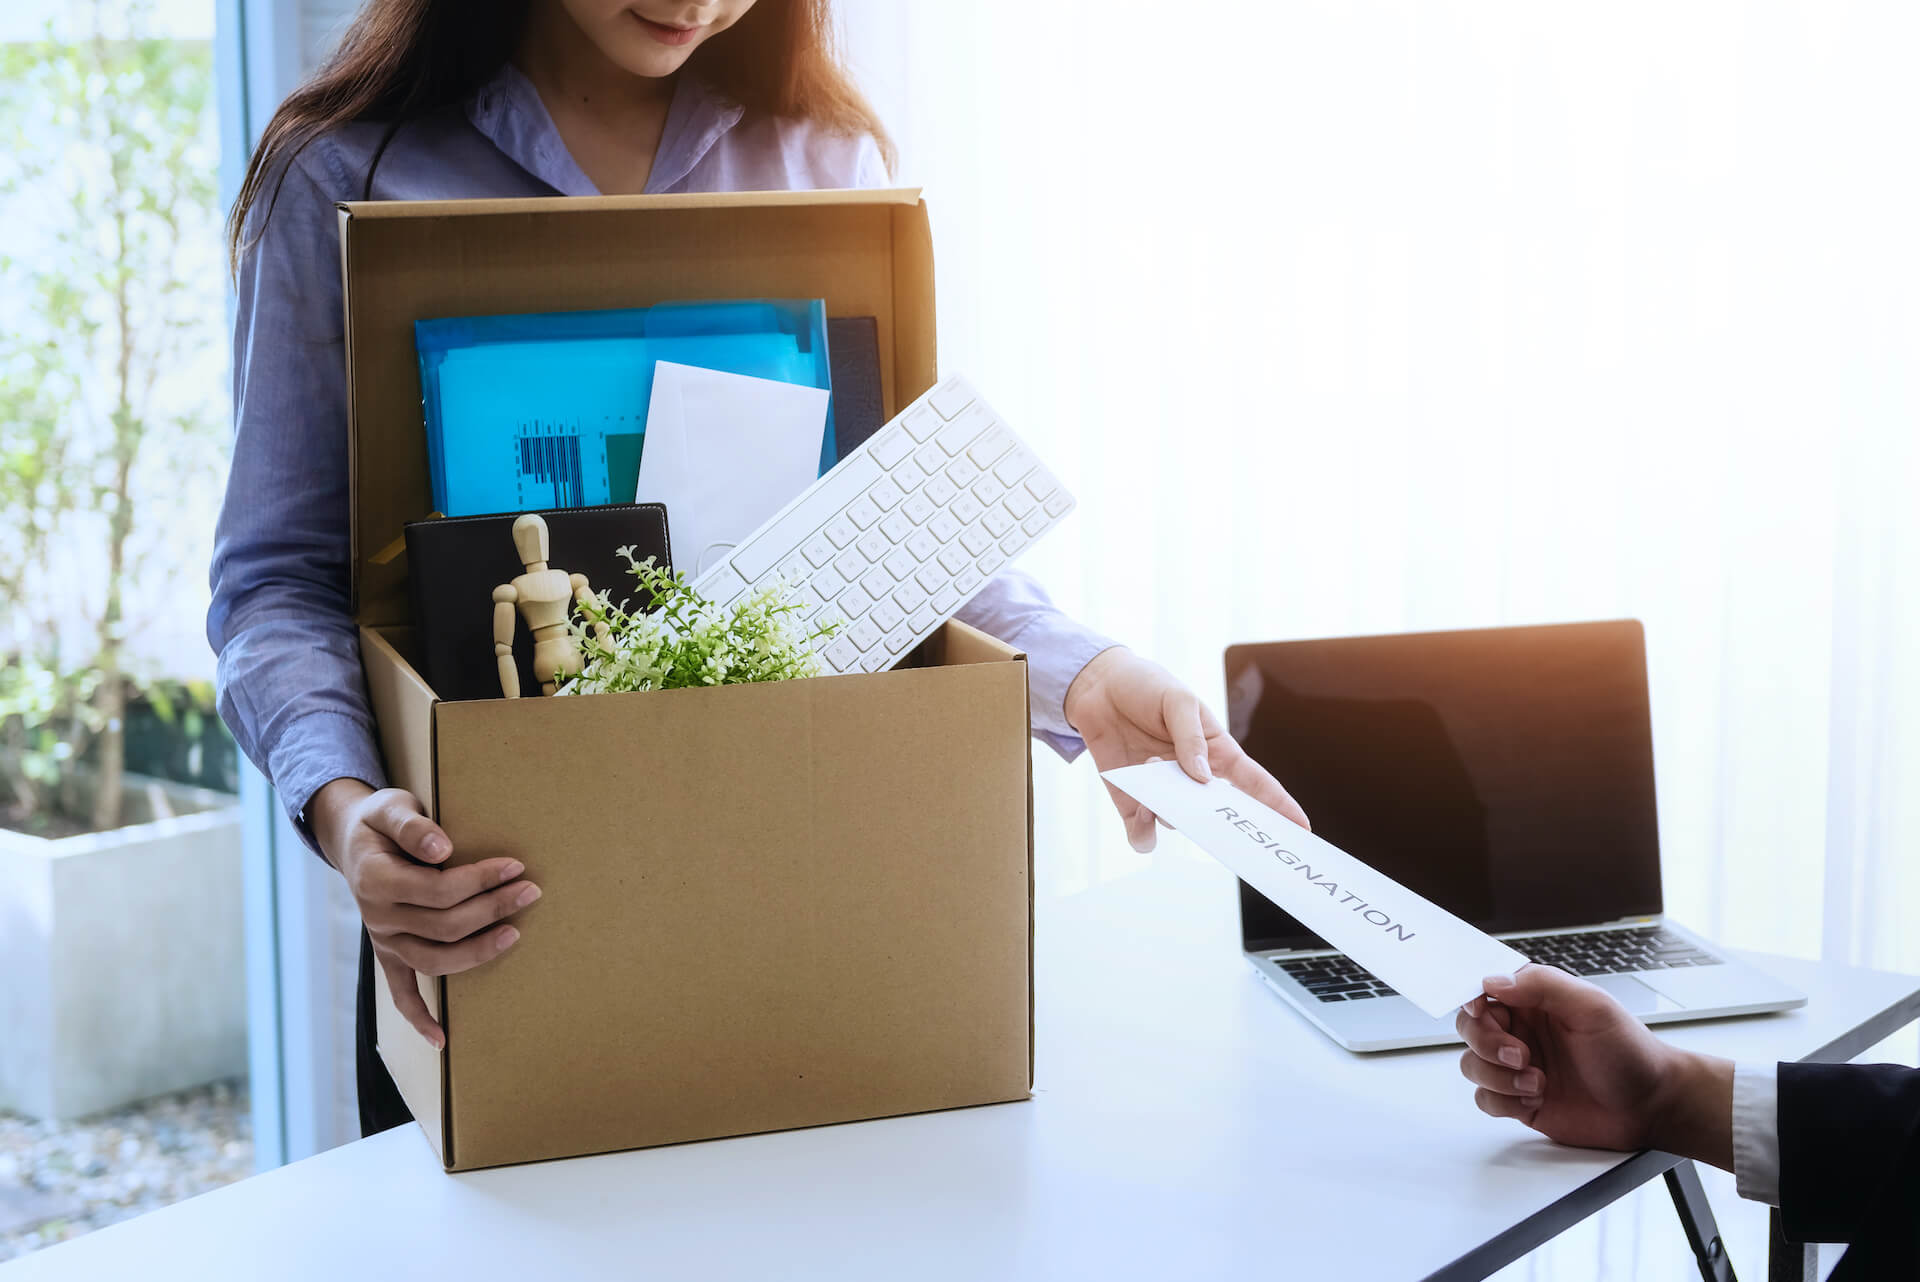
[1777,1061,1920,1273]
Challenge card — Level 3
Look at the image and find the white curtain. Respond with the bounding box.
[839,0,1919,979]
[840,6,1915,1274]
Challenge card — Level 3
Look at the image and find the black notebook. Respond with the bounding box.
[827,315,885,459]
[403,503,672,702]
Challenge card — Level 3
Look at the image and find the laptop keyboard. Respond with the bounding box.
[1277,926,1724,1002]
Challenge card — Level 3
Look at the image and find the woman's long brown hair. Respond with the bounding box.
[226,0,894,271]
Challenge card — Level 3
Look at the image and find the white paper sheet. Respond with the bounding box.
[1101,761,1529,1017]
[634,362,831,578]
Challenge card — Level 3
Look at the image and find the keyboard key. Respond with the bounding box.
[966,428,1011,468]
[1005,490,1036,519]
[902,405,941,441]
[955,568,983,594]
[973,480,1006,508]
[824,517,858,548]
[833,551,866,582]
[810,567,847,600]
[925,476,957,505]
[938,546,971,574]
[960,527,993,556]
[929,513,961,543]
[777,556,808,585]
[909,607,938,634]
[915,565,945,593]
[1025,472,1058,501]
[859,569,893,601]
[869,478,905,510]
[824,636,860,671]
[936,412,986,456]
[870,428,913,469]
[880,512,912,542]
[931,587,959,613]
[1044,493,1072,517]
[871,601,904,633]
[893,460,927,492]
[947,459,981,489]
[893,583,928,614]
[906,531,939,562]
[856,531,888,562]
[903,493,936,525]
[1022,511,1048,536]
[850,619,883,650]
[847,497,882,529]
[952,495,984,524]
[914,444,945,477]
[883,549,915,581]
[927,379,974,420]
[982,508,1014,538]
[884,625,915,654]
[836,590,871,620]
[729,452,882,580]
[803,537,835,567]
[979,549,1007,574]
[993,451,1036,486]
[999,532,1023,555]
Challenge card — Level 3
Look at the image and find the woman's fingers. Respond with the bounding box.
[1459,1049,1545,1097]
[363,788,453,864]
[375,948,445,1049]
[1161,689,1212,783]
[385,878,541,944]
[372,854,527,911]
[1216,749,1311,831]
[382,922,522,977]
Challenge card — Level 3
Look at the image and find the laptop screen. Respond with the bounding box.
[1225,620,1663,951]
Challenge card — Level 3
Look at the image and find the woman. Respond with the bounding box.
[209,0,1310,1135]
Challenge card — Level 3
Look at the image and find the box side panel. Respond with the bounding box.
[357,625,450,1162]
[432,660,1032,1169]
[925,617,1025,668]
[344,202,915,627]
[890,200,939,406]
[359,626,437,813]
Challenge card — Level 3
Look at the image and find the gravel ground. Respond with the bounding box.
[0,1080,252,1262]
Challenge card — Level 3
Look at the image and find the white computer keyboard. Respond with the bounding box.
[692,375,1076,675]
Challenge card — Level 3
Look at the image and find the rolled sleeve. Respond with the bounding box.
[1732,1060,1782,1206]
[954,569,1115,760]
[207,144,387,854]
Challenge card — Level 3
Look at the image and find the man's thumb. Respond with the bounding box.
[1482,963,1598,1011]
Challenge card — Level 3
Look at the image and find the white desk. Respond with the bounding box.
[9,855,1918,1281]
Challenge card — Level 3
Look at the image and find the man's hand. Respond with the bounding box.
[309,779,538,1049]
[1457,964,1734,1169]
[1063,646,1309,851]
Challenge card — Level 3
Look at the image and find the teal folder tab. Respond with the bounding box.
[415,299,835,516]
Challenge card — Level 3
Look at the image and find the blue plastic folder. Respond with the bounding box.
[415,300,834,516]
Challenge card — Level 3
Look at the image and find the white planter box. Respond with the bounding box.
[0,788,245,1121]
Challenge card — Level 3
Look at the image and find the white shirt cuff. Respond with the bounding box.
[1731,1060,1781,1206]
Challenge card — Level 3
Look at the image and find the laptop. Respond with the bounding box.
[1224,619,1805,1052]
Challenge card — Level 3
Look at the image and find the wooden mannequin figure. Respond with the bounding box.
[490,514,600,697]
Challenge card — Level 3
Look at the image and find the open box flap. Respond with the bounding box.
[336,188,937,629]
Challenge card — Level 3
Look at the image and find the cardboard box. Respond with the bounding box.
[340,190,1034,1171]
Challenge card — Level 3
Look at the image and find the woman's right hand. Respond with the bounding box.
[309,778,538,1049]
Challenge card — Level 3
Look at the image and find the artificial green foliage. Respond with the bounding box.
[558,549,839,696]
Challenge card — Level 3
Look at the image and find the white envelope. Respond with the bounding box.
[1102,761,1529,1018]
[634,362,831,578]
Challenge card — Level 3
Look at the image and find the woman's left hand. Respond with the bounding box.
[1063,646,1310,851]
